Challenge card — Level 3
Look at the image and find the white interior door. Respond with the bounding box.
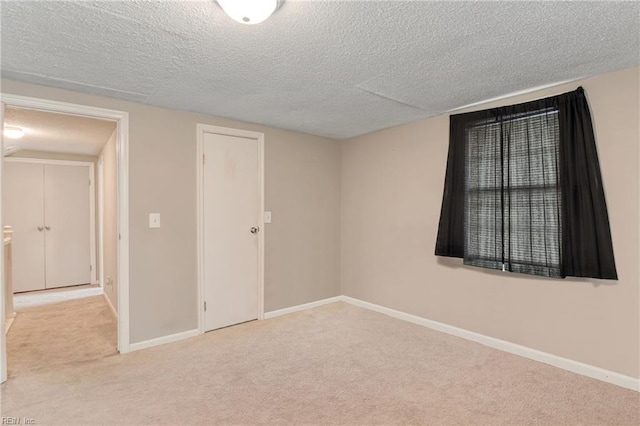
[203,133,259,331]
[44,164,91,289]
[3,162,46,292]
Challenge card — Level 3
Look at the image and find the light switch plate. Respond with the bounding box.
[149,213,161,228]
[264,211,272,224]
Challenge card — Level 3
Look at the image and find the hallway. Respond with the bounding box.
[7,295,117,378]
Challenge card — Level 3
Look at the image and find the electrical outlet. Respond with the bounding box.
[149,213,161,228]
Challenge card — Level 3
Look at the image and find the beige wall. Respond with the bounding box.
[1,78,342,344]
[341,66,640,378]
[100,129,118,312]
[265,135,341,310]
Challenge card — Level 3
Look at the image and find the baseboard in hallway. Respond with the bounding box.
[103,292,118,319]
[5,313,17,333]
[13,285,104,310]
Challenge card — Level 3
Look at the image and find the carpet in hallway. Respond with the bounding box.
[6,295,117,377]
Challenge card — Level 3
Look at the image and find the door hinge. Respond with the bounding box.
[90,264,92,271]
[89,179,91,186]
[203,154,206,165]
[204,301,207,312]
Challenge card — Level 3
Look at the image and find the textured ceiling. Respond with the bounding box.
[3,107,116,156]
[1,1,638,139]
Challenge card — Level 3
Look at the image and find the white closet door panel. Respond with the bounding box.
[44,164,91,289]
[3,162,45,292]
[203,133,259,331]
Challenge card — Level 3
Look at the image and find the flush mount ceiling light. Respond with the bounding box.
[217,0,281,25]
[3,126,25,139]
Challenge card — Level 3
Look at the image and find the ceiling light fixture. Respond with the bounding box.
[3,126,25,139]
[217,0,281,25]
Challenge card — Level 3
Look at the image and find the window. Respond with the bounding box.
[435,87,617,280]
[464,109,562,277]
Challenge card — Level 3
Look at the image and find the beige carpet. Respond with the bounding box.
[6,295,117,377]
[1,302,638,425]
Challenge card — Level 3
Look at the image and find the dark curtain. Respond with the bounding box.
[434,116,466,258]
[557,88,617,279]
[435,87,617,280]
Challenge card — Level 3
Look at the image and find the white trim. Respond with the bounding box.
[116,107,130,354]
[128,329,199,352]
[4,157,93,167]
[446,78,579,113]
[257,133,265,321]
[4,314,16,334]
[262,294,639,392]
[0,94,126,122]
[196,126,203,332]
[264,296,343,319]
[339,296,639,392]
[103,292,117,320]
[196,124,265,334]
[88,163,97,284]
[0,101,6,383]
[0,93,130,356]
[97,156,105,288]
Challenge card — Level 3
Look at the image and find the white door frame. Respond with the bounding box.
[4,157,97,286]
[0,94,131,383]
[196,124,265,334]
[97,156,105,288]
[0,101,6,382]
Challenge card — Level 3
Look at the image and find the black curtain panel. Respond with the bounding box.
[557,88,617,279]
[434,87,617,280]
[434,116,466,258]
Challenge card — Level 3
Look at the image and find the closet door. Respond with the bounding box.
[44,164,91,289]
[3,162,46,292]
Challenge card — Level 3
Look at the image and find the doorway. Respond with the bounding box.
[197,125,265,333]
[0,94,130,383]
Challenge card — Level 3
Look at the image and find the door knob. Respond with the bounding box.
[250,227,259,234]
[45,226,51,231]
[37,226,43,231]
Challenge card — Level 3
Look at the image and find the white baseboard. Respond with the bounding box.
[128,329,199,352]
[114,294,639,392]
[340,296,639,392]
[4,313,16,333]
[103,293,118,320]
[264,296,343,319]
